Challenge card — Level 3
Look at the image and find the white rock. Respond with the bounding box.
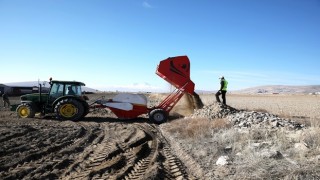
[260,149,283,159]
[250,143,261,149]
[216,155,230,166]
[294,143,309,152]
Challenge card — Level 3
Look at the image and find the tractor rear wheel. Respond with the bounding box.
[81,102,90,119]
[149,109,167,124]
[16,103,35,118]
[55,98,84,121]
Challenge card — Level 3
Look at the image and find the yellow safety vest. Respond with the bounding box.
[222,80,228,91]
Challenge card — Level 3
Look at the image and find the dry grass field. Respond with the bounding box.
[202,93,320,120]
[1,93,320,179]
[160,93,320,179]
[198,94,320,129]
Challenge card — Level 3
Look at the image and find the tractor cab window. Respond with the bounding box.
[49,83,64,99]
[65,85,82,96]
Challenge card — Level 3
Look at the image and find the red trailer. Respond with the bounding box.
[92,56,196,124]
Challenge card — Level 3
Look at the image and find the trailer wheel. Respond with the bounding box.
[16,103,35,118]
[55,98,84,121]
[149,109,167,124]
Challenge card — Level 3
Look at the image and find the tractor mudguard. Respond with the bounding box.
[53,96,87,107]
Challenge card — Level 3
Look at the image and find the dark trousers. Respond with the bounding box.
[3,99,10,107]
[215,90,227,105]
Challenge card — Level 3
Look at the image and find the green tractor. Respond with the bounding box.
[15,79,89,121]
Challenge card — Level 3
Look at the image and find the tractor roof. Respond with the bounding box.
[51,80,86,86]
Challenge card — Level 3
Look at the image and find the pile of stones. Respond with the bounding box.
[191,102,238,120]
[191,102,304,129]
[228,111,304,129]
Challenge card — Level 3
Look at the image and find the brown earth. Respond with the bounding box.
[1,93,319,179]
[0,114,199,179]
[0,93,201,179]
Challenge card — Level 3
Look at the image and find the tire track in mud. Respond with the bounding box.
[0,125,37,144]
[0,119,197,179]
[0,120,101,179]
[126,123,192,179]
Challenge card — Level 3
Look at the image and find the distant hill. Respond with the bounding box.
[195,90,214,94]
[233,85,320,94]
[3,81,99,93]
[4,81,51,88]
[3,81,320,94]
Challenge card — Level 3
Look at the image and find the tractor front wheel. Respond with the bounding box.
[55,98,84,121]
[149,109,167,124]
[16,103,35,118]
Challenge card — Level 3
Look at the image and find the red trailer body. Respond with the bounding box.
[156,56,195,94]
[92,55,196,123]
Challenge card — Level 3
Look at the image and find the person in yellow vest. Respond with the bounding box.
[215,76,228,105]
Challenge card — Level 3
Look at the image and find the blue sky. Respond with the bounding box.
[1,0,319,92]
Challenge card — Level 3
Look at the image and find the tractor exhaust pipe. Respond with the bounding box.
[39,83,42,104]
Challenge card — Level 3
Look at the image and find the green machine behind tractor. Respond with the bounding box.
[15,78,89,121]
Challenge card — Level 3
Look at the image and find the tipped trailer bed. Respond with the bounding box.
[92,56,197,124]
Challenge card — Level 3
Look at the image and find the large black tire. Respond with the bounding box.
[149,109,168,124]
[16,103,35,118]
[54,98,84,121]
[81,102,90,119]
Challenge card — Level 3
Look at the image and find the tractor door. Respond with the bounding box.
[48,83,65,106]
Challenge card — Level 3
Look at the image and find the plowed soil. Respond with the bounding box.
[4,93,317,179]
[0,109,197,179]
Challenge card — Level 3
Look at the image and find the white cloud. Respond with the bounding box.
[142,1,152,8]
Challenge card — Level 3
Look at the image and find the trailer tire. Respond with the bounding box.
[149,109,167,124]
[16,103,35,118]
[55,98,84,121]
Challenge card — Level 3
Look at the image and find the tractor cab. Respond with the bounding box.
[45,80,88,117]
[48,80,84,103]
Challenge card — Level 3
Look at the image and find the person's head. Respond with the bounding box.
[219,76,225,80]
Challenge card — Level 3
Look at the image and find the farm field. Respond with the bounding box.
[0,93,319,179]
[202,93,320,122]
